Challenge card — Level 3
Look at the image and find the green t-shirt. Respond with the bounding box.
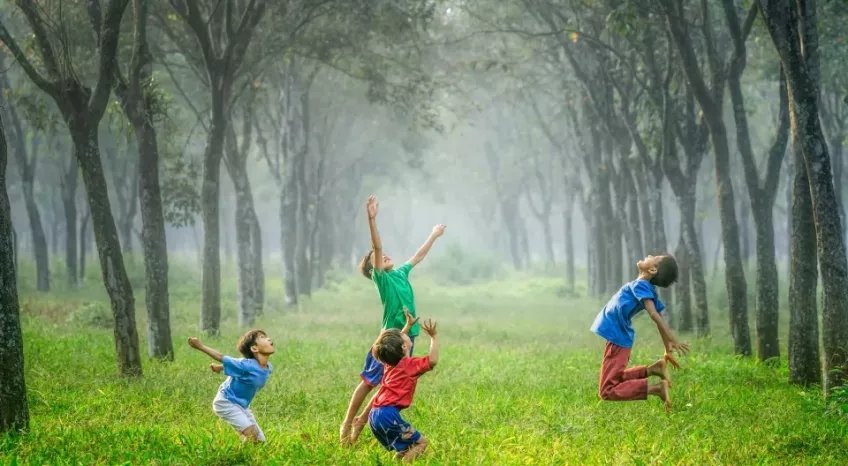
[372,262,419,337]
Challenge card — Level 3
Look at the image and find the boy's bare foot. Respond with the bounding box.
[339,422,352,446]
[658,380,671,412]
[648,358,671,387]
[401,439,429,463]
[350,417,367,443]
[648,380,671,412]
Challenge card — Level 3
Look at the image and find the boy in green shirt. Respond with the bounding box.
[340,195,445,445]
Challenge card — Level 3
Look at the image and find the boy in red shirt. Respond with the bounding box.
[368,316,439,462]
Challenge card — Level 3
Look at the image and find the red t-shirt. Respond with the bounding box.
[372,356,432,409]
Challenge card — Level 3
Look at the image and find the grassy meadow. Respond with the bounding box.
[1,255,847,465]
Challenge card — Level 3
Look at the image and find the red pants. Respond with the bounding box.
[599,342,648,401]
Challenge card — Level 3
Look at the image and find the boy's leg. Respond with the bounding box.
[213,394,263,442]
[398,436,428,463]
[599,342,648,401]
[648,380,671,411]
[351,394,376,442]
[340,381,373,443]
[341,348,383,444]
[243,409,266,443]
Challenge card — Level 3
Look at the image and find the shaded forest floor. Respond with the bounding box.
[2,260,847,465]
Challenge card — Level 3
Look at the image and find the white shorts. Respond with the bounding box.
[212,391,266,441]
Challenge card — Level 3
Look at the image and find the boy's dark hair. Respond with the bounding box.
[237,329,266,359]
[650,255,679,288]
[359,251,374,280]
[372,329,406,366]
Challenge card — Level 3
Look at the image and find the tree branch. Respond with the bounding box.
[88,0,132,123]
[763,66,790,203]
[0,19,57,95]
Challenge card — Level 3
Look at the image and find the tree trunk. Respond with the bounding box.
[62,159,79,287]
[231,162,264,326]
[540,216,555,266]
[830,135,846,249]
[674,225,693,332]
[563,198,575,293]
[739,193,751,263]
[711,129,752,355]
[79,207,91,282]
[788,149,821,385]
[0,80,50,291]
[74,128,142,376]
[137,119,173,360]
[502,199,523,270]
[682,199,709,336]
[280,180,298,305]
[200,102,225,335]
[295,146,311,298]
[0,112,29,434]
[759,0,848,395]
[120,168,139,255]
[50,186,60,256]
[792,86,848,394]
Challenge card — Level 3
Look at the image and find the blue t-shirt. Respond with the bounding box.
[590,279,666,348]
[219,356,272,408]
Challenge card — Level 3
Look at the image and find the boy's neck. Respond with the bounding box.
[254,353,270,368]
[637,271,653,282]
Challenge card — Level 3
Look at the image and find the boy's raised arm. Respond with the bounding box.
[421,320,439,367]
[401,308,419,335]
[408,224,446,266]
[367,196,384,272]
[188,337,224,362]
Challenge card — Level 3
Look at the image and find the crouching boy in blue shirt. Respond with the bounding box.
[188,329,275,443]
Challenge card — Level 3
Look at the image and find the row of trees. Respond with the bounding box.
[444,0,847,393]
[1,0,846,435]
[0,0,438,433]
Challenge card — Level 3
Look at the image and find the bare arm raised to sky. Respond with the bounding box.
[409,225,446,266]
[367,196,384,273]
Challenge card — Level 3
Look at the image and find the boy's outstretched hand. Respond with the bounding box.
[367,196,379,219]
[664,340,690,369]
[188,337,202,349]
[431,224,446,237]
[402,307,420,334]
[421,319,438,337]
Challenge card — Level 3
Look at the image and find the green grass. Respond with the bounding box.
[2,260,847,465]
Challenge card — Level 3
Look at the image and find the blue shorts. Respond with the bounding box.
[361,336,415,387]
[368,406,421,452]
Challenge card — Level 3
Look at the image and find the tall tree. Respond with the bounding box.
[0,107,29,434]
[113,0,174,360]
[759,0,848,394]
[167,0,266,334]
[722,0,789,362]
[661,0,753,356]
[0,0,143,376]
[0,58,50,291]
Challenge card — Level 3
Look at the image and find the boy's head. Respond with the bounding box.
[372,329,412,366]
[237,329,275,359]
[359,250,394,279]
[638,254,678,287]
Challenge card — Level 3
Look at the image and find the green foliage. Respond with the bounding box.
[66,301,113,329]
[4,262,848,464]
